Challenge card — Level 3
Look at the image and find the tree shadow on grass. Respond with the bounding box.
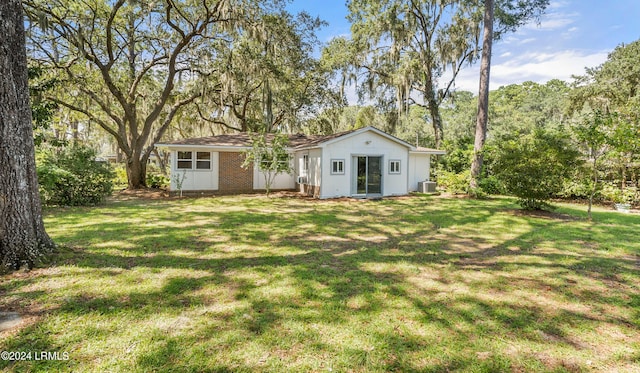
[4,196,640,371]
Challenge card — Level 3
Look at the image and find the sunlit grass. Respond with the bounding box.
[1,194,639,372]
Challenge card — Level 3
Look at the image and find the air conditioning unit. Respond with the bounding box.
[418,181,437,193]
[297,176,307,184]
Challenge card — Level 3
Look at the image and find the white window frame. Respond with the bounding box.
[331,159,345,175]
[177,151,193,170]
[302,154,309,172]
[177,151,212,170]
[389,160,401,174]
[195,152,212,170]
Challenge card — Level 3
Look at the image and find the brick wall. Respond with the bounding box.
[219,152,254,192]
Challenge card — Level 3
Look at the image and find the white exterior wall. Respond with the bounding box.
[169,150,219,191]
[252,158,296,190]
[319,131,409,199]
[295,149,322,193]
[408,153,431,192]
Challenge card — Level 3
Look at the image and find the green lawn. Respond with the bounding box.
[1,194,639,372]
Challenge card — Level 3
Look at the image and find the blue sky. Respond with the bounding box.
[288,0,640,94]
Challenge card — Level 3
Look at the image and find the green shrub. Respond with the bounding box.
[601,183,636,204]
[436,169,470,194]
[492,129,581,210]
[442,144,473,173]
[147,173,169,189]
[37,146,114,206]
[477,175,505,195]
[560,179,594,200]
[112,164,128,189]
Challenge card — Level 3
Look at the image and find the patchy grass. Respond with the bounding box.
[1,194,639,372]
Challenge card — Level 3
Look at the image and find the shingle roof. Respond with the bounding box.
[157,127,445,154]
[414,146,446,153]
[159,129,358,148]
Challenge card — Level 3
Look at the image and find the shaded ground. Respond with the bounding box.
[1,195,639,372]
[110,188,171,201]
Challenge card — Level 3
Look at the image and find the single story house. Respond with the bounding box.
[155,126,445,199]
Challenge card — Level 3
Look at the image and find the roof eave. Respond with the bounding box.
[155,143,252,150]
[409,150,446,155]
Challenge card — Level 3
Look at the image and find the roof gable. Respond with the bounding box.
[295,126,413,150]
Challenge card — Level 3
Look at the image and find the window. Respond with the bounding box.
[196,152,211,169]
[389,160,401,174]
[177,151,192,169]
[302,155,309,172]
[331,159,345,174]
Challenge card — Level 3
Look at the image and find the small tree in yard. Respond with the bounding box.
[573,110,612,220]
[242,133,292,196]
[493,129,581,210]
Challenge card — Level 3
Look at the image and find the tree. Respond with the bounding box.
[573,110,612,220]
[24,0,272,189]
[0,0,55,269]
[469,0,493,190]
[492,129,580,210]
[338,0,549,147]
[242,132,292,196]
[196,11,328,134]
[570,40,640,195]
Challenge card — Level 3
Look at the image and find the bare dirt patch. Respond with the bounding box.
[110,188,171,201]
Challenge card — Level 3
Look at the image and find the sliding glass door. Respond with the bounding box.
[354,156,382,196]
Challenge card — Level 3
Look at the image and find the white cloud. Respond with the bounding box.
[449,50,609,92]
[548,0,570,10]
[528,12,578,31]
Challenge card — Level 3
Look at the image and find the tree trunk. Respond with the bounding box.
[153,148,168,175]
[426,97,444,149]
[587,156,598,221]
[470,0,494,190]
[0,0,55,269]
[424,72,444,148]
[126,156,148,189]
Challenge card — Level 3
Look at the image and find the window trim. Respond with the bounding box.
[389,159,401,174]
[302,154,309,172]
[177,151,193,170]
[176,151,212,170]
[331,159,345,175]
[195,152,212,170]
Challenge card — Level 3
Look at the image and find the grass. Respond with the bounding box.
[1,194,639,372]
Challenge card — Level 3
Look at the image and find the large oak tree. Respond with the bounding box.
[24,0,276,188]
[1,0,54,269]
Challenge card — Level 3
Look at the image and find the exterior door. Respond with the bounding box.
[354,156,382,196]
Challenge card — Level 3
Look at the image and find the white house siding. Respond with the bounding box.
[169,150,219,191]
[320,131,409,199]
[295,149,322,196]
[408,153,431,192]
[252,160,296,190]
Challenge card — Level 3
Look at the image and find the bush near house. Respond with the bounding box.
[492,129,581,210]
[36,146,114,206]
[435,169,470,194]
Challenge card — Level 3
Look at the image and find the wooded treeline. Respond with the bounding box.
[23,0,640,205]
